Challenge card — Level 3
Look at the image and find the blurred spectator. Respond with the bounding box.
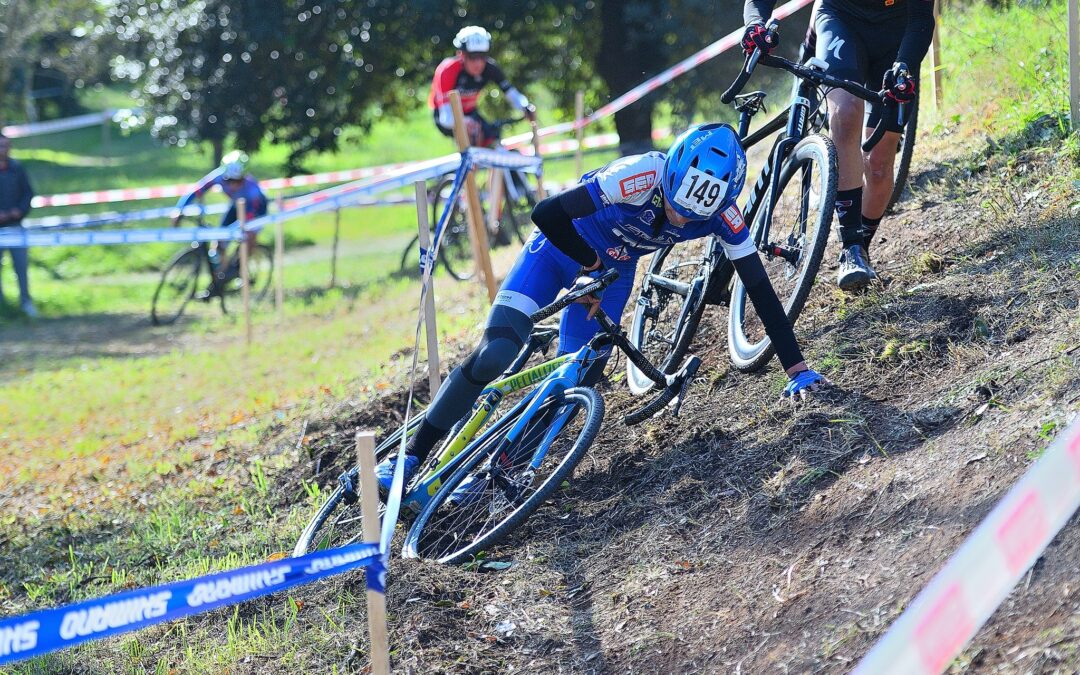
[0,133,36,317]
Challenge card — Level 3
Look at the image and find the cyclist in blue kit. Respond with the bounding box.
[377,123,829,492]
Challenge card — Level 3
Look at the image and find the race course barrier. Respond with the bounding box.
[1,148,540,249]
[854,417,1080,674]
[0,543,381,665]
[1,110,138,140]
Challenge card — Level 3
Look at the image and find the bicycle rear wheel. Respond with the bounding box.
[403,387,603,564]
[151,246,203,326]
[626,241,711,395]
[292,414,425,557]
[728,133,836,372]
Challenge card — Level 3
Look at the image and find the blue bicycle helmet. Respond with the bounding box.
[663,123,746,220]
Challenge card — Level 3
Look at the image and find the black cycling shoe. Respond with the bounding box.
[837,244,874,291]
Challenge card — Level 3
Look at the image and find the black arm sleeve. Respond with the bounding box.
[732,254,804,371]
[744,0,777,26]
[897,0,936,68]
[484,60,512,91]
[530,185,601,268]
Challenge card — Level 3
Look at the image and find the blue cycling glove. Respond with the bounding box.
[783,368,829,400]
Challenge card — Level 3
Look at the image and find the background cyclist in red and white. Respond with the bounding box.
[428,26,536,148]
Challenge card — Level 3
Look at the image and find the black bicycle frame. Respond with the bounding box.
[736,73,823,254]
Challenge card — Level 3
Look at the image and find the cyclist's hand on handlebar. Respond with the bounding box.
[781,368,831,402]
[571,261,605,320]
[883,62,917,104]
[741,22,779,56]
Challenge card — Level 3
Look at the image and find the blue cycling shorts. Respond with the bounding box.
[495,231,637,354]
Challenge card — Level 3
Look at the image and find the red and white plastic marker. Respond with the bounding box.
[854,417,1080,675]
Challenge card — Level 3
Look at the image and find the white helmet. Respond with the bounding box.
[220,150,248,180]
[453,26,491,53]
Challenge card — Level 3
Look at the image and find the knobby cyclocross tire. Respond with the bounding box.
[291,414,425,557]
[886,100,918,214]
[219,244,274,314]
[626,242,730,395]
[403,387,603,564]
[728,133,837,372]
[151,246,203,326]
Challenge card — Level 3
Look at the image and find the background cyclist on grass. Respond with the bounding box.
[376,123,829,497]
[171,151,268,290]
[428,25,536,148]
[741,0,934,290]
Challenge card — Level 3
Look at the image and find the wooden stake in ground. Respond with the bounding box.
[330,206,341,289]
[927,0,944,111]
[414,181,442,396]
[237,198,252,348]
[355,431,391,675]
[574,90,585,179]
[449,90,498,302]
[1071,0,1080,130]
[530,119,546,200]
[274,194,285,323]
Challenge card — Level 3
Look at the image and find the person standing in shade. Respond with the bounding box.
[0,133,37,317]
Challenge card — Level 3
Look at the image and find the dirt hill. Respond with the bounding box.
[265,115,1080,674]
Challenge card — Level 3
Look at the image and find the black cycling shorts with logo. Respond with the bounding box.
[814,0,920,133]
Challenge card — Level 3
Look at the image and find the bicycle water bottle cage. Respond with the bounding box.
[734,91,768,115]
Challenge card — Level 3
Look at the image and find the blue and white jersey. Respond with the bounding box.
[574,152,754,263]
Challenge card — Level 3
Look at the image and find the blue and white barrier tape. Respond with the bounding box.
[23,204,230,231]
[0,226,241,248]
[0,542,381,666]
[2,149,541,247]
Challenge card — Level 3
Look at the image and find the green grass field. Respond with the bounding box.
[0,1,1073,670]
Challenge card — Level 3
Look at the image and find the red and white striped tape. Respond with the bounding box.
[854,417,1080,675]
[502,0,814,149]
[2,112,111,139]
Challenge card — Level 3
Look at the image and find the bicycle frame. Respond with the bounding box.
[737,72,824,258]
[399,343,600,514]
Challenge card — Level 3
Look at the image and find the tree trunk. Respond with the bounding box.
[595,0,658,153]
[210,137,225,168]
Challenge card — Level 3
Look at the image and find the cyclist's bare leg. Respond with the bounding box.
[825,89,866,192]
[861,129,901,220]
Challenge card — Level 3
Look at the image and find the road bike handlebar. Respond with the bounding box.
[722,39,906,152]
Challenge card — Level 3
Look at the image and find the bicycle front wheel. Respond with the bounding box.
[728,133,837,372]
[292,414,426,557]
[431,175,477,282]
[403,387,603,564]
[151,246,203,326]
[886,100,919,214]
[626,242,709,396]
